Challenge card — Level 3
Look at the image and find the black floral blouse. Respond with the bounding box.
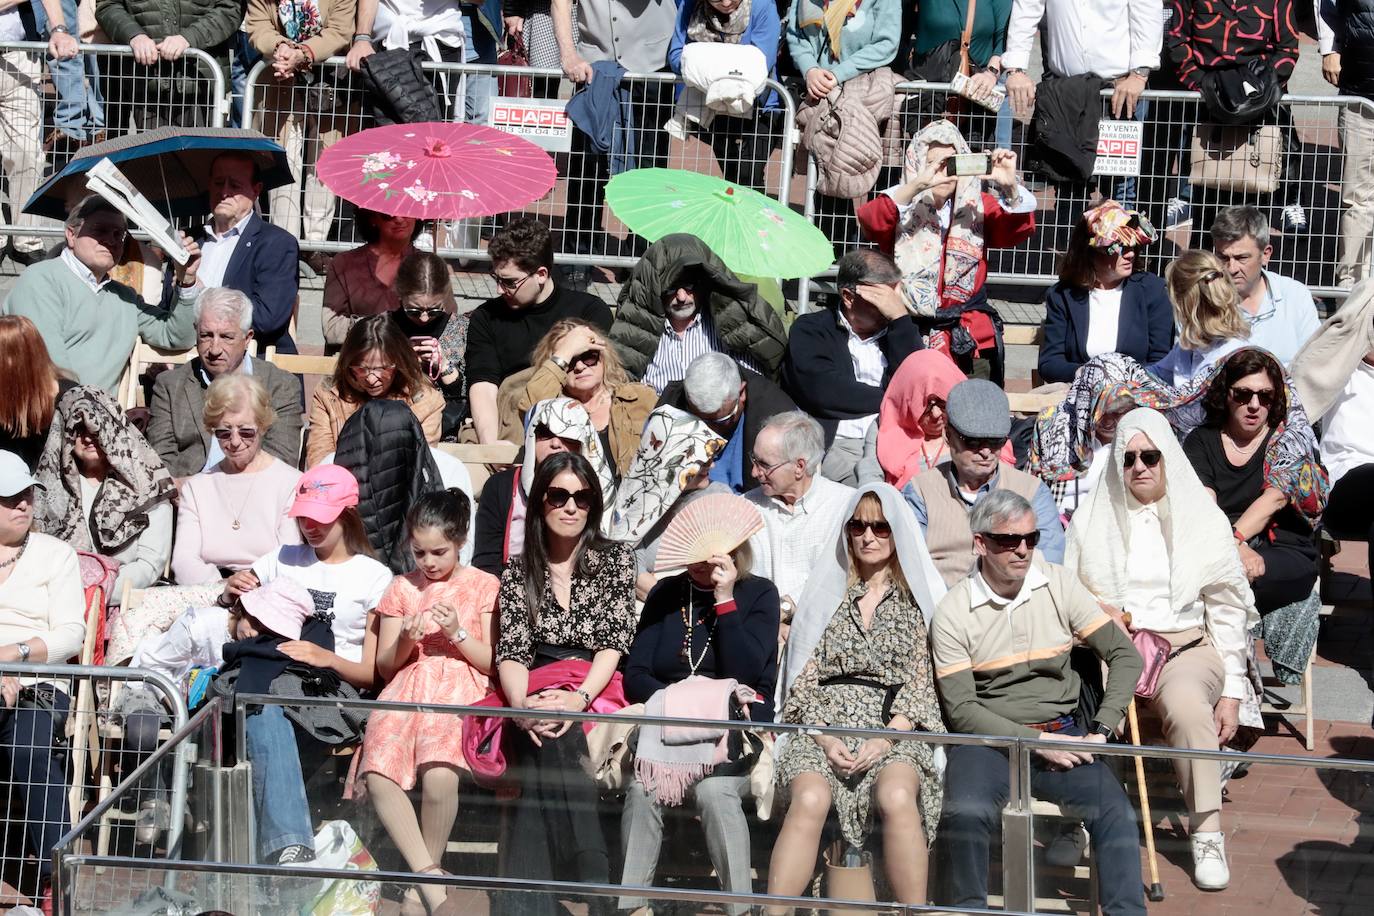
[495,541,638,667]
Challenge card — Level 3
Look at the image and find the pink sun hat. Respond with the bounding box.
[288,464,360,524]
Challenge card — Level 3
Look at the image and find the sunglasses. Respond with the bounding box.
[1123,449,1162,470]
[403,304,445,318]
[0,487,34,508]
[845,519,893,539]
[954,430,1007,453]
[544,486,594,511]
[1229,386,1275,408]
[661,281,697,300]
[492,272,533,292]
[981,530,1040,551]
[213,425,259,443]
[569,349,601,369]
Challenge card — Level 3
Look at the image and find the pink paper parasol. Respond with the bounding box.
[315,122,557,220]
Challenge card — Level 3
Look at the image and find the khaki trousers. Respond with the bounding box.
[0,51,48,254]
[1137,626,1225,818]
[257,80,355,243]
[1338,103,1374,289]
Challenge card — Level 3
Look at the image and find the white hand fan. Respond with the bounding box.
[654,493,764,572]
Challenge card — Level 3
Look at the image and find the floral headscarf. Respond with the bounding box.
[35,386,174,553]
[609,406,726,544]
[876,350,970,489]
[1030,349,1328,526]
[1082,199,1158,254]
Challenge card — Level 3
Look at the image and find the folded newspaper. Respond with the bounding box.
[84,158,189,266]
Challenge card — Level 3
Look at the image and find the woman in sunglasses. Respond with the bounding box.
[389,252,471,438]
[34,385,174,607]
[172,374,302,585]
[1149,250,1252,388]
[512,319,656,475]
[494,451,636,914]
[1066,407,1256,890]
[472,397,616,576]
[306,315,445,468]
[770,482,947,906]
[321,206,422,348]
[1038,200,1175,384]
[1181,349,1324,617]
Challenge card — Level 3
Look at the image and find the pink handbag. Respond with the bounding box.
[1131,629,1205,699]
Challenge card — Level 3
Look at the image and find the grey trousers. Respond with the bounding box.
[821,434,866,487]
[618,774,753,913]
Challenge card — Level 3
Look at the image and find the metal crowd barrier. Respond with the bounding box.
[242,57,798,266]
[0,41,227,243]
[51,692,1374,915]
[802,81,1374,304]
[0,662,186,910]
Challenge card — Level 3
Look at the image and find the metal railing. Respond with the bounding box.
[50,692,1374,914]
[0,41,226,245]
[801,81,1374,305]
[242,58,799,265]
[0,662,186,910]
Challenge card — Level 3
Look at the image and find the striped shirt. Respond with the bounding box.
[834,312,888,440]
[641,310,759,393]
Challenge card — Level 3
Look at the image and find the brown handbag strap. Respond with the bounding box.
[959,0,978,75]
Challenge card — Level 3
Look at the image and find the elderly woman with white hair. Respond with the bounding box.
[1065,407,1256,892]
[147,286,304,479]
[171,374,303,585]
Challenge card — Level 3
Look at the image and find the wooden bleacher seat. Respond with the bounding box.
[438,442,521,500]
[118,341,198,411]
[264,348,338,378]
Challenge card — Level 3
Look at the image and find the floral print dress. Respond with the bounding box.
[776,581,945,848]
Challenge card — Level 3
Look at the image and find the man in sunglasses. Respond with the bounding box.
[931,489,1145,915]
[465,218,613,443]
[610,234,789,394]
[147,287,303,479]
[905,379,1064,587]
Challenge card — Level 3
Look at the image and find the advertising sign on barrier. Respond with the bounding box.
[1093,119,1144,177]
[490,97,573,152]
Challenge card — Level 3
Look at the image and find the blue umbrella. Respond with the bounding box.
[25,127,294,221]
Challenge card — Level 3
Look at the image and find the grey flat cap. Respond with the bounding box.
[946,379,1011,439]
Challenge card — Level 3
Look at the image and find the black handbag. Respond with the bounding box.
[1199,58,1282,127]
[361,48,442,126]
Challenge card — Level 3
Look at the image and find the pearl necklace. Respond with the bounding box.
[0,535,29,570]
[678,583,716,676]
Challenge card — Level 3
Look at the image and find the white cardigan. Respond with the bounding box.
[0,532,87,668]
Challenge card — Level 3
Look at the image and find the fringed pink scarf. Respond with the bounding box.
[634,676,752,806]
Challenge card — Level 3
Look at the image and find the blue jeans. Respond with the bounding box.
[244,705,318,860]
[461,12,495,125]
[1,687,71,879]
[33,0,104,140]
[230,32,262,129]
[938,727,1146,915]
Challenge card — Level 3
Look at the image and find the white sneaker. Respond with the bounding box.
[1191,831,1230,890]
[1280,204,1308,232]
[1164,197,1192,230]
[1045,822,1088,868]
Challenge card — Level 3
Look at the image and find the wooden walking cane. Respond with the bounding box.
[1126,699,1166,901]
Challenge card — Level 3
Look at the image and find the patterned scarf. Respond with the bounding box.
[609,406,726,544]
[35,386,174,554]
[278,0,324,42]
[893,119,986,318]
[686,0,751,44]
[507,397,615,558]
[1030,349,1329,526]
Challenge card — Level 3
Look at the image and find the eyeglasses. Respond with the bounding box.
[980,530,1040,551]
[544,486,594,511]
[845,518,893,539]
[0,487,34,508]
[569,349,601,369]
[923,396,946,414]
[402,303,446,318]
[750,453,790,474]
[661,281,697,301]
[953,430,1007,453]
[351,363,396,379]
[1229,386,1275,408]
[213,425,259,443]
[1123,449,1162,470]
[80,224,128,245]
[492,272,533,292]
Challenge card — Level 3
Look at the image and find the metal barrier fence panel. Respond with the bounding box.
[53,694,1374,915]
[802,82,1374,301]
[242,58,799,266]
[0,662,186,910]
[0,41,226,243]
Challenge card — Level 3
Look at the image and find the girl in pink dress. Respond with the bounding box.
[352,488,500,914]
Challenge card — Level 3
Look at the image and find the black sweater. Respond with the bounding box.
[624,573,781,722]
[473,467,517,576]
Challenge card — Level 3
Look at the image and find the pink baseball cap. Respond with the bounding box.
[288,464,360,524]
[239,577,315,641]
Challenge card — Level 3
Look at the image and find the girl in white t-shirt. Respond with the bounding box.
[222,464,393,864]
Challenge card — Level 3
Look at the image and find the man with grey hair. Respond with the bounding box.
[658,351,797,493]
[1209,206,1319,366]
[782,249,922,485]
[146,287,303,478]
[745,411,855,620]
[2,195,201,394]
[932,487,1144,915]
[905,378,1063,586]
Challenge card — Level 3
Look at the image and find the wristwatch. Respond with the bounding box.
[574,688,593,709]
[1130,67,1152,79]
[50,24,70,34]
[17,642,30,662]
[1091,722,1115,740]
[550,354,571,372]
[452,626,469,644]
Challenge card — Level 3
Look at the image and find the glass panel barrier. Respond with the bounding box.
[52,693,1374,915]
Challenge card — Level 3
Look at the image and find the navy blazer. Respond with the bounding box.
[1037,271,1175,384]
[781,309,923,444]
[161,212,300,353]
